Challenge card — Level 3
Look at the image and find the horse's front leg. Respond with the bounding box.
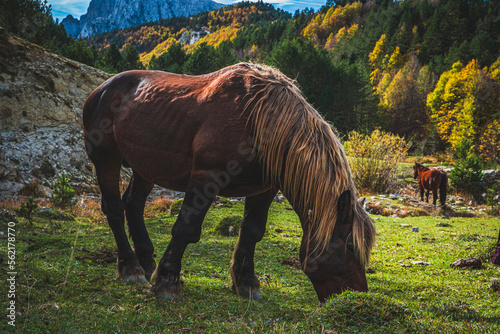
[150,183,215,301]
[231,189,276,300]
[425,190,430,203]
[419,185,425,202]
[432,189,438,205]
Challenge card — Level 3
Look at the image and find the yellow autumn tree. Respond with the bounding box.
[489,57,500,81]
[302,21,322,45]
[427,59,494,149]
[325,23,358,51]
[387,47,404,71]
[479,120,500,161]
[324,2,362,32]
[477,57,500,160]
[302,2,362,48]
[369,34,387,70]
[381,55,434,137]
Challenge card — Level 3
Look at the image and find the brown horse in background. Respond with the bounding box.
[413,162,448,206]
[83,63,375,302]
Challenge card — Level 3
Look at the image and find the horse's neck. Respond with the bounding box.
[416,167,428,179]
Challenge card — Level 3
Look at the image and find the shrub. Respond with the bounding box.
[344,129,408,194]
[449,138,484,202]
[215,215,242,236]
[213,196,233,208]
[15,196,38,224]
[486,185,499,212]
[169,199,183,216]
[37,208,75,221]
[50,173,75,209]
[18,179,45,197]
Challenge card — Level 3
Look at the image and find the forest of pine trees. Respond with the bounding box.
[1,0,499,162]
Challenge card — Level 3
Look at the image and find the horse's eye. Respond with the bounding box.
[345,235,355,252]
[346,242,355,252]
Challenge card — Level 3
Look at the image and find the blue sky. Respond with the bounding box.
[48,0,324,22]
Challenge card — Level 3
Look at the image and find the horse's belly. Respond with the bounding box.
[123,147,268,197]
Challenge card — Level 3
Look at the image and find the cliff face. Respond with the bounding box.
[0,28,110,199]
[62,0,223,38]
[61,15,81,40]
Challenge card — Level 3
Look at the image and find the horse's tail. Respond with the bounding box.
[82,79,110,131]
[83,71,142,131]
[440,172,448,206]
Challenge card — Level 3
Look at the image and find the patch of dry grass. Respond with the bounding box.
[71,195,105,224]
[0,197,52,211]
[144,197,173,218]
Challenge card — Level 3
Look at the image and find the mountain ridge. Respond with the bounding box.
[62,0,224,38]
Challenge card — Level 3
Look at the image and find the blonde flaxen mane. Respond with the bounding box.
[240,63,375,266]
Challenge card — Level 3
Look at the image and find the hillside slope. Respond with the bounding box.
[0,28,110,199]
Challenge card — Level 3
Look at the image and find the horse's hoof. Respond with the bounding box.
[122,275,148,285]
[250,289,263,300]
[150,276,183,301]
[234,286,263,300]
[156,292,184,302]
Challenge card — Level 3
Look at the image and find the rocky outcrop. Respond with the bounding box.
[62,0,224,38]
[0,28,110,199]
[179,27,210,45]
[61,15,81,40]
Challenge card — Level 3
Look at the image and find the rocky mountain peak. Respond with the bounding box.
[61,0,224,38]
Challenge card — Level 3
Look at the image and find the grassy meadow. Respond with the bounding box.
[1,197,499,333]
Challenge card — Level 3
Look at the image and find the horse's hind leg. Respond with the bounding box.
[122,170,155,279]
[432,189,438,205]
[93,152,147,284]
[150,181,216,301]
[231,189,276,300]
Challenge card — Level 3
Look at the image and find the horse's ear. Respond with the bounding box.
[338,190,352,222]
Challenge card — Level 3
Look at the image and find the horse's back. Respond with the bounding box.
[83,66,261,192]
[420,168,447,190]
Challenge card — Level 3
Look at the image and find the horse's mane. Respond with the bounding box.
[415,162,429,171]
[239,63,375,266]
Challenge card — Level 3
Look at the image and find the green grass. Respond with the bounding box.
[1,200,499,333]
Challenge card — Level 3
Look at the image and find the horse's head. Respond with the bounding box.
[413,162,421,179]
[300,190,373,302]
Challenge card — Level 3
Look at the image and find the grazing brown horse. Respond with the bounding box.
[83,63,375,302]
[413,162,448,206]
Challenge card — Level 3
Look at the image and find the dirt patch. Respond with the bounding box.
[77,248,117,265]
[282,256,302,270]
[450,257,483,269]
